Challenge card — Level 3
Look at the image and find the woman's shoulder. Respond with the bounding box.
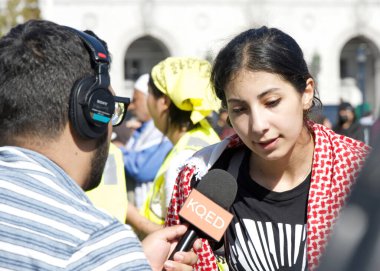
[312,122,370,159]
[329,128,369,156]
[189,134,242,162]
[336,134,370,160]
[173,135,240,180]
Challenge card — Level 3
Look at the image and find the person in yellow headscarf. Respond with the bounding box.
[126,57,221,237]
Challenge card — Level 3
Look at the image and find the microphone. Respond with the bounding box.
[168,169,237,260]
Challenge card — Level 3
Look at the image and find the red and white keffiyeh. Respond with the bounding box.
[165,122,370,271]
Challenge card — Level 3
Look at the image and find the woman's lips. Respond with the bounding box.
[257,137,279,150]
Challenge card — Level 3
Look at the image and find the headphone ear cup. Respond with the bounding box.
[69,76,111,139]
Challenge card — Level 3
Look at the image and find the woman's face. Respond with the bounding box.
[338,108,355,124]
[225,70,314,161]
[147,87,169,133]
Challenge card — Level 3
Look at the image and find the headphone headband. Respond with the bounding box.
[66,27,110,88]
[65,27,110,64]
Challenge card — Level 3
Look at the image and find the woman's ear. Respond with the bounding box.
[302,78,315,110]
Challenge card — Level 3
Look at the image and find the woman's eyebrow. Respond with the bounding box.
[257,88,281,99]
[227,88,281,103]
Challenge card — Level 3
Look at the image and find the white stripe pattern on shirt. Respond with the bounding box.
[0,146,151,270]
[230,219,307,271]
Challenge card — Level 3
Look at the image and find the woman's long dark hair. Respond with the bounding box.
[211,26,322,117]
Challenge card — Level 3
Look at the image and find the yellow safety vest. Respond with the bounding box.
[141,124,220,225]
[86,143,128,223]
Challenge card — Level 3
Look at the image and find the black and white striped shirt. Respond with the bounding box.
[225,149,310,271]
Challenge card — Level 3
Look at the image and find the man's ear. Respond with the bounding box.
[302,78,315,110]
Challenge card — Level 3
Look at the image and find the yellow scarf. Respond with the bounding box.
[151,57,221,125]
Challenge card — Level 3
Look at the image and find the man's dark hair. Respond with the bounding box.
[0,20,95,145]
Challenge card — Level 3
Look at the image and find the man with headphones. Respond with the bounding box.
[0,20,198,270]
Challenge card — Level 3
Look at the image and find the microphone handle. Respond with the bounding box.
[168,228,198,260]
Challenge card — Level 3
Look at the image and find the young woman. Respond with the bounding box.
[127,57,221,237]
[165,27,370,271]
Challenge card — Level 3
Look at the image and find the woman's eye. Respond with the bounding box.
[232,107,246,113]
[266,99,280,108]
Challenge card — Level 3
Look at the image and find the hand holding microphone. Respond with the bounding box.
[168,169,237,260]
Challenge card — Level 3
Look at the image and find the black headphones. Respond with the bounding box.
[67,27,115,139]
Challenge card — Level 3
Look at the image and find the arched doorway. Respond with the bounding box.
[339,36,380,116]
[124,35,170,81]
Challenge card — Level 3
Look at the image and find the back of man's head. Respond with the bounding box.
[0,20,94,146]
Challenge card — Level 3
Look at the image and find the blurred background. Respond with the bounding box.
[1,0,380,126]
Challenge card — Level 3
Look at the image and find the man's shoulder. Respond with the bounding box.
[0,154,143,269]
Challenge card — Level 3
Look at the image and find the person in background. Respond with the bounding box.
[214,108,236,139]
[333,101,365,143]
[0,19,198,271]
[309,109,332,129]
[127,57,221,237]
[165,26,370,271]
[111,117,135,147]
[371,115,380,146]
[322,116,333,128]
[357,102,375,146]
[121,73,172,209]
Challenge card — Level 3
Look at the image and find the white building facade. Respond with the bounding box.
[39,0,380,121]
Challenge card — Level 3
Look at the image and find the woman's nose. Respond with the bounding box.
[250,108,270,135]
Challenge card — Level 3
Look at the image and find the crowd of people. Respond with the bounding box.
[0,18,376,271]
